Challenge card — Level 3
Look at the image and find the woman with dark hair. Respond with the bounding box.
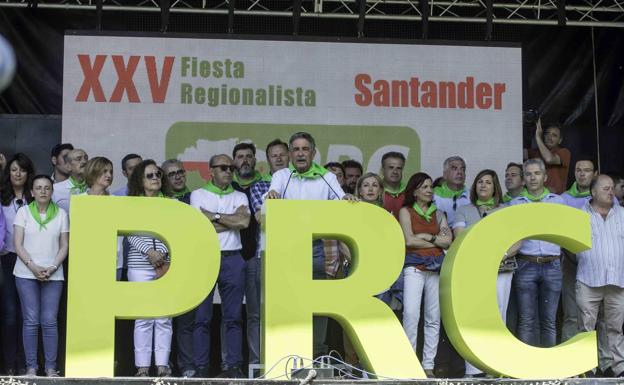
[13,174,68,377]
[399,172,452,378]
[126,160,172,377]
[0,153,35,375]
[452,169,516,377]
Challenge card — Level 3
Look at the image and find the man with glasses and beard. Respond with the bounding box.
[190,154,250,378]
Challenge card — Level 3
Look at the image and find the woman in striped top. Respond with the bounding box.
[126,159,172,377]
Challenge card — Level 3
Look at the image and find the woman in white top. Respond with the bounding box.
[126,159,172,377]
[0,153,35,375]
[13,175,69,377]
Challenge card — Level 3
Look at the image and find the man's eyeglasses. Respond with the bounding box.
[211,165,236,172]
[145,171,163,180]
[167,169,186,178]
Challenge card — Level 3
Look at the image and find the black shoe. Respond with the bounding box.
[216,367,245,378]
[196,366,209,378]
[601,367,615,377]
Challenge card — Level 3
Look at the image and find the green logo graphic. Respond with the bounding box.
[166,122,421,189]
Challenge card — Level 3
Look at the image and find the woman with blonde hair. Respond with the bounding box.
[83,157,113,196]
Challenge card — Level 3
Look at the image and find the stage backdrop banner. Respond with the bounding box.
[62,34,522,191]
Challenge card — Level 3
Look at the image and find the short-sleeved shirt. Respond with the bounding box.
[452,203,500,229]
[528,147,571,194]
[13,205,69,280]
[190,187,249,251]
[434,189,470,225]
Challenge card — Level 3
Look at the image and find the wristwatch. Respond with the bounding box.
[213,213,221,223]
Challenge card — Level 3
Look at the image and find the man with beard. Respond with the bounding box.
[230,142,264,372]
[52,148,88,214]
[381,152,406,219]
[50,143,74,183]
[342,160,363,195]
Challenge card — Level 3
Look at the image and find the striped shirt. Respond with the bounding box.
[577,201,624,288]
[126,235,169,269]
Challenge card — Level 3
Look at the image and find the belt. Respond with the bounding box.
[221,250,241,257]
[518,254,560,264]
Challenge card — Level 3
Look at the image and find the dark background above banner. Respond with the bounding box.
[0,8,623,177]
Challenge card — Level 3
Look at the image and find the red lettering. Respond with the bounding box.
[109,55,141,103]
[476,82,492,109]
[458,76,474,109]
[75,54,107,102]
[145,56,175,103]
[421,81,437,108]
[354,73,372,106]
[391,80,409,107]
[493,83,505,110]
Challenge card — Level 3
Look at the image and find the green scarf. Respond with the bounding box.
[476,198,495,208]
[203,180,234,197]
[521,187,551,202]
[288,162,328,180]
[233,170,264,188]
[261,174,272,182]
[433,182,465,199]
[28,201,59,231]
[172,187,190,199]
[412,203,437,222]
[69,176,87,194]
[567,182,590,198]
[142,192,165,198]
[502,192,515,203]
[384,181,406,198]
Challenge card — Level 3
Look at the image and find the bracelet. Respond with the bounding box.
[25,260,31,266]
[431,235,437,243]
[51,265,58,270]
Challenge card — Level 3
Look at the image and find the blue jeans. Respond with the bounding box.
[1,253,24,371]
[513,258,562,347]
[244,257,261,365]
[15,277,63,370]
[193,251,245,369]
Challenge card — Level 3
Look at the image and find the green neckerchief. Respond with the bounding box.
[261,174,272,182]
[69,176,87,194]
[172,187,190,199]
[476,198,495,208]
[233,170,264,188]
[28,201,59,231]
[141,192,165,198]
[521,187,551,202]
[203,180,234,197]
[288,162,328,180]
[567,182,591,198]
[503,192,515,203]
[384,181,406,198]
[433,182,465,199]
[412,203,437,222]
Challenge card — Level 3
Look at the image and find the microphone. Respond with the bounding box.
[282,169,296,198]
[315,172,342,200]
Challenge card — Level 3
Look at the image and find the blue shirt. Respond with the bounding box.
[577,202,624,288]
[510,193,565,256]
[112,185,129,197]
[561,192,591,210]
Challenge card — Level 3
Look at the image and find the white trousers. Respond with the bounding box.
[402,266,439,370]
[465,272,513,375]
[127,268,172,367]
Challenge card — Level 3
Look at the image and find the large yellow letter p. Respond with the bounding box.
[66,196,220,377]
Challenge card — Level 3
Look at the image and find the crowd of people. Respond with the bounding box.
[0,121,623,379]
